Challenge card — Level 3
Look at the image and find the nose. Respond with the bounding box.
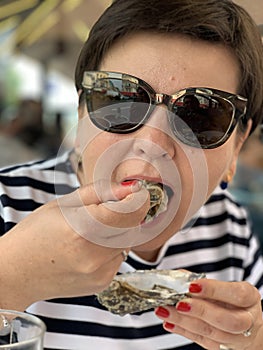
[132,106,176,161]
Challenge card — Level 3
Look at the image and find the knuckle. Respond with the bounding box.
[231,314,244,331]
[201,323,214,337]
[235,282,259,306]
[191,333,205,345]
[235,281,250,305]
[197,302,207,318]
[205,281,217,299]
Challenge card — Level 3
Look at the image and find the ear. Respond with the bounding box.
[224,119,252,182]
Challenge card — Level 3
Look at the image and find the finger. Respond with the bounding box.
[156,307,250,344]
[175,298,253,334]
[156,305,252,346]
[189,278,261,308]
[88,188,150,227]
[163,321,221,350]
[168,318,243,345]
[60,195,148,248]
[58,179,143,207]
[62,186,149,230]
[91,179,143,203]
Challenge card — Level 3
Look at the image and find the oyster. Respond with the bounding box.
[97,269,205,316]
[142,181,169,223]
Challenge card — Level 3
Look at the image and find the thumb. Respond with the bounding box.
[57,179,142,207]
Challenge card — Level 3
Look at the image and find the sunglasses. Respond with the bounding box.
[82,71,247,149]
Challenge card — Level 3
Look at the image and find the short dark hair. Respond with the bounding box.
[75,0,263,133]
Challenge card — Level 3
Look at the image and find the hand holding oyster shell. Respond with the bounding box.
[97,269,206,316]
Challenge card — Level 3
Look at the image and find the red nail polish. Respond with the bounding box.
[121,180,137,186]
[189,283,202,293]
[176,301,191,312]
[155,306,170,318]
[164,322,175,330]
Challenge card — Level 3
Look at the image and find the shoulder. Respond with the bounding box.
[0,151,70,177]
[0,151,78,202]
[0,151,78,233]
[0,151,77,190]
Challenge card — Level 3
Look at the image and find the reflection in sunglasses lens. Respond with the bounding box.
[88,85,232,147]
[83,73,246,149]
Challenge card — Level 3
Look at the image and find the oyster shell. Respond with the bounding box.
[97,269,206,316]
[142,181,169,223]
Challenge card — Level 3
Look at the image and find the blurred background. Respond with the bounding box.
[0,0,262,246]
[0,0,111,163]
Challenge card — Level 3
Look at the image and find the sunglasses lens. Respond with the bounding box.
[86,78,150,132]
[172,93,234,147]
[84,73,240,148]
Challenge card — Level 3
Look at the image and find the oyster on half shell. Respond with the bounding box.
[97,269,206,316]
[141,181,169,223]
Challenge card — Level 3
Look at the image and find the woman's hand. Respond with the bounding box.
[0,180,149,311]
[155,278,263,350]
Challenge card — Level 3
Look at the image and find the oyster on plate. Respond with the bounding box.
[97,269,206,316]
[141,180,169,223]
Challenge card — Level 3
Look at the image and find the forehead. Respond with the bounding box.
[100,32,240,94]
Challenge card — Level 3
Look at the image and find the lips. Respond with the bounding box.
[121,179,173,198]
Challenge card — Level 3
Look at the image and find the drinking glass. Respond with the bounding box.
[0,310,46,349]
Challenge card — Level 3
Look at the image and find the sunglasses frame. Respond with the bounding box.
[82,71,248,149]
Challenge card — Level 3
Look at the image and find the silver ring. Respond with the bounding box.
[121,250,128,261]
[219,345,234,350]
[243,327,253,337]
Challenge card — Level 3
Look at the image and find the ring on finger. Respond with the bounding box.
[243,326,253,337]
[121,250,128,261]
[219,345,234,350]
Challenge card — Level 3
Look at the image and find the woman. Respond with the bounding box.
[0,0,263,349]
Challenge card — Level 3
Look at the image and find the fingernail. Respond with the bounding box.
[176,301,191,312]
[121,180,137,186]
[121,180,143,192]
[155,306,170,318]
[164,322,175,330]
[189,283,202,293]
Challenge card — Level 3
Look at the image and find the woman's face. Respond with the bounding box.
[76,33,248,252]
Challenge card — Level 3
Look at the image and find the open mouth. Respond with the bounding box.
[122,179,174,223]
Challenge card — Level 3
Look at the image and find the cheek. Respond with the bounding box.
[205,146,233,192]
[181,144,233,209]
[81,134,117,184]
[76,109,122,184]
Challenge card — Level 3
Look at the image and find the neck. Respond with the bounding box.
[131,247,161,262]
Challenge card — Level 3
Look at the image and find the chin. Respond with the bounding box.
[133,225,176,252]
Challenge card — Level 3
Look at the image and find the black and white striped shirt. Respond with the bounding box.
[1,152,262,350]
